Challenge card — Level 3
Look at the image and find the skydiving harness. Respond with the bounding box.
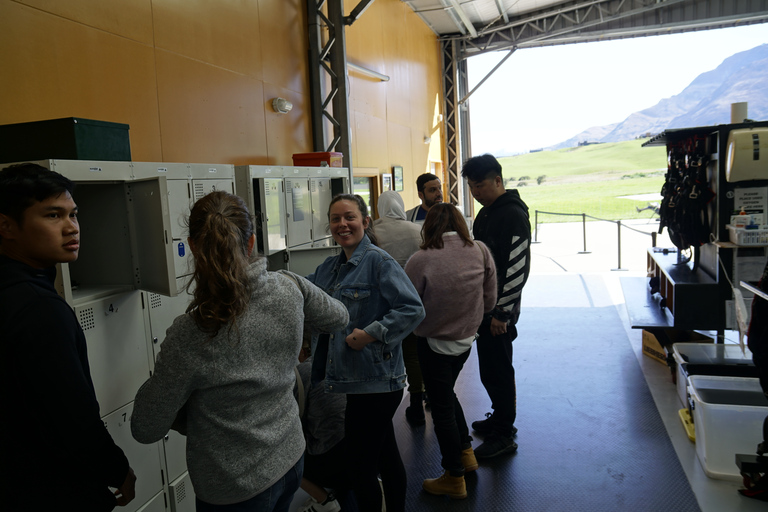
[658,135,716,264]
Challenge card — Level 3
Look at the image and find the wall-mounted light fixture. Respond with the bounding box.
[271,97,293,114]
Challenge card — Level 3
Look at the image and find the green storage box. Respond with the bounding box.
[0,117,131,163]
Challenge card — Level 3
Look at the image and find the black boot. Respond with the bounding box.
[405,392,425,426]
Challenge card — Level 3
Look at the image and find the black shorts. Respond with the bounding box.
[303,437,349,490]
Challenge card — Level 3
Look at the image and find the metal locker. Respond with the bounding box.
[189,163,235,201]
[29,158,133,181]
[285,177,312,248]
[143,284,192,484]
[76,290,151,417]
[234,166,289,256]
[134,492,166,512]
[102,402,165,512]
[169,472,196,512]
[126,177,178,296]
[310,177,333,246]
[163,431,189,486]
[144,283,191,363]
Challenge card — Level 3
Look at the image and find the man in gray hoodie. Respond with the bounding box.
[374,191,427,424]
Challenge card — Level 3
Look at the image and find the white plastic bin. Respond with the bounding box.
[672,343,755,406]
[689,375,768,480]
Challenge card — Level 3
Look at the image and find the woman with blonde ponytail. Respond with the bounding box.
[131,191,349,512]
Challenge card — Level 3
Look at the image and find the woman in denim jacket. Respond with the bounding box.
[307,194,425,512]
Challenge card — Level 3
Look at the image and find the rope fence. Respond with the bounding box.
[533,210,659,271]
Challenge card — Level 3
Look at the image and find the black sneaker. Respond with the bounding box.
[473,433,518,460]
[472,412,518,437]
[471,412,495,435]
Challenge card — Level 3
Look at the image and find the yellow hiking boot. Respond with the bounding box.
[422,471,467,499]
[461,447,479,472]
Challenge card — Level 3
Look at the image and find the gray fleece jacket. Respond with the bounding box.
[131,258,349,505]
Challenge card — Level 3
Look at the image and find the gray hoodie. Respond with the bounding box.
[373,191,423,268]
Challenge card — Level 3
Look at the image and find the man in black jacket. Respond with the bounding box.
[461,154,531,459]
[0,163,136,511]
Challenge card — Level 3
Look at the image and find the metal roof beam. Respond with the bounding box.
[448,0,479,37]
[345,0,375,25]
[446,0,768,59]
[494,0,509,23]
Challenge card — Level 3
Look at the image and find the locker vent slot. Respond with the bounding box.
[78,308,95,331]
[175,480,187,502]
[150,293,163,309]
[193,182,205,200]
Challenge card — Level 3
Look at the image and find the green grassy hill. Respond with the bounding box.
[484,139,669,223]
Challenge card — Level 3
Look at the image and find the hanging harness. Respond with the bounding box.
[658,135,715,252]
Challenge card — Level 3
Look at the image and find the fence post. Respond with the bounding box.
[533,210,539,243]
[612,220,627,271]
[578,213,590,254]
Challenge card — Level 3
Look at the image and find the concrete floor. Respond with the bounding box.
[529,219,764,512]
[289,219,767,512]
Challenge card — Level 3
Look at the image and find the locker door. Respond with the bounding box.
[310,177,333,245]
[259,178,287,255]
[103,403,165,512]
[285,178,312,248]
[143,286,191,483]
[167,179,193,280]
[126,177,176,296]
[191,178,235,200]
[77,290,150,417]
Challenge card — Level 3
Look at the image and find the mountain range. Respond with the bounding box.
[550,43,768,149]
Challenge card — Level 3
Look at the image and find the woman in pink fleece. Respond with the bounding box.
[404,203,497,500]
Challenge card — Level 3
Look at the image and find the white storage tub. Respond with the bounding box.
[689,375,768,480]
[672,343,755,406]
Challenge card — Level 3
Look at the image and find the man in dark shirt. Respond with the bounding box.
[405,173,443,225]
[0,163,136,510]
[461,154,531,459]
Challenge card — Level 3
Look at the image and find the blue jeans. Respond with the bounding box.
[195,455,304,512]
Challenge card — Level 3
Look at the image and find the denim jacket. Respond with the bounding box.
[307,235,425,394]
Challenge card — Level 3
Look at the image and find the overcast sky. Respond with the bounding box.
[467,23,768,156]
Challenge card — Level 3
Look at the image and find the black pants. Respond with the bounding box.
[417,337,472,476]
[476,322,517,436]
[345,389,406,512]
[402,332,424,393]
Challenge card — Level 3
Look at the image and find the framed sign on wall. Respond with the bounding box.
[393,165,404,192]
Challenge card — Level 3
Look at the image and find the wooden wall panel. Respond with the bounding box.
[407,12,443,176]
[0,1,162,161]
[259,0,308,95]
[352,111,388,171]
[381,5,412,128]
[0,0,443,179]
[152,0,263,78]
[155,50,268,164]
[387,122,417,206]
[263,82,312,165]
[344,0,441,209]
[346,2,386,120]
[15,0,154,44]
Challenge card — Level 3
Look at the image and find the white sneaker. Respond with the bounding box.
[298,495,341,512]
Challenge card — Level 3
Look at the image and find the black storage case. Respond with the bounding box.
[0,117,131,163]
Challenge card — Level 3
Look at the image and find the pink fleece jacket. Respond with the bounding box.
[404,234,497,340]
